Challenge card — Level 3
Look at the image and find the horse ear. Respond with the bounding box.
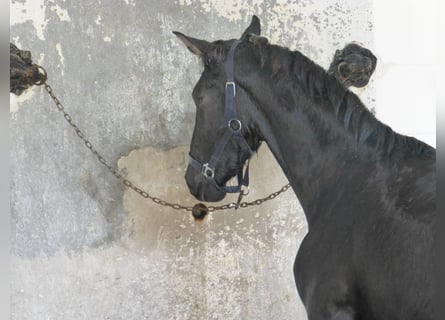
[173,31,210,57]
[241,15,261,38]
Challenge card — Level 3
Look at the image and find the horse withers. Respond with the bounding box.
[174,16,435,320]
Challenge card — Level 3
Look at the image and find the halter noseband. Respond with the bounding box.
[188,40,255,194]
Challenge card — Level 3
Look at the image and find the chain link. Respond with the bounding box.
[42,81,290,213]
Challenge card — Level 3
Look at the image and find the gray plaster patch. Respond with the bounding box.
[117,145,308,319]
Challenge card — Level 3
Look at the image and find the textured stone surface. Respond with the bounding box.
[10,1,374,319]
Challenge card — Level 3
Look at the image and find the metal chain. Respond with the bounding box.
[41,78,290,213]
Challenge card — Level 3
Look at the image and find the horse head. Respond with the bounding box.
[174,16,264,202]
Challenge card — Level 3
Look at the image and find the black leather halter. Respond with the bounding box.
[189,40,255,194]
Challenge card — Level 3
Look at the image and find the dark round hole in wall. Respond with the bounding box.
[192,203,209,221]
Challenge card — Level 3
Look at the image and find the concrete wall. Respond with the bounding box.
[10,1,374,319]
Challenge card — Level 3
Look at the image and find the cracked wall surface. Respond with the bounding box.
[10,1,374,319]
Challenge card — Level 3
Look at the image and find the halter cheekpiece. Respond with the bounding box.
[188,40,255,195]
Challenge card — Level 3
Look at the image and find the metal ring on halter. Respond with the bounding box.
[228,119,242,133]
[202,163,215,179]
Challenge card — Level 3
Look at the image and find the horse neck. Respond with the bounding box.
[242,63,373,226]
[264,106,371,225]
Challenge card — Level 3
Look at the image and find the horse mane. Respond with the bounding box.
[264,43,435,160]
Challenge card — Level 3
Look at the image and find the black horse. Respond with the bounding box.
[174,16,435,320]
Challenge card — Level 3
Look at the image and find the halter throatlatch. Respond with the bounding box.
[189,40,255,197]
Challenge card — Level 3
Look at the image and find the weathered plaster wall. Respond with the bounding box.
[10,1,374,319]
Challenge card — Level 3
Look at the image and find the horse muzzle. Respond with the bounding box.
[185,165,227,202]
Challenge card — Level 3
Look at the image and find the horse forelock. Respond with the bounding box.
[206,40,236,65]
[252,42,435,160]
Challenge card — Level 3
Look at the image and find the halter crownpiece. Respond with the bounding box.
[188,39,255,196]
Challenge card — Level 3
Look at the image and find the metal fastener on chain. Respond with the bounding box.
[36,66,290,216]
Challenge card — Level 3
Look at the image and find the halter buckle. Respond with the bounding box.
[225,81,236,96]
